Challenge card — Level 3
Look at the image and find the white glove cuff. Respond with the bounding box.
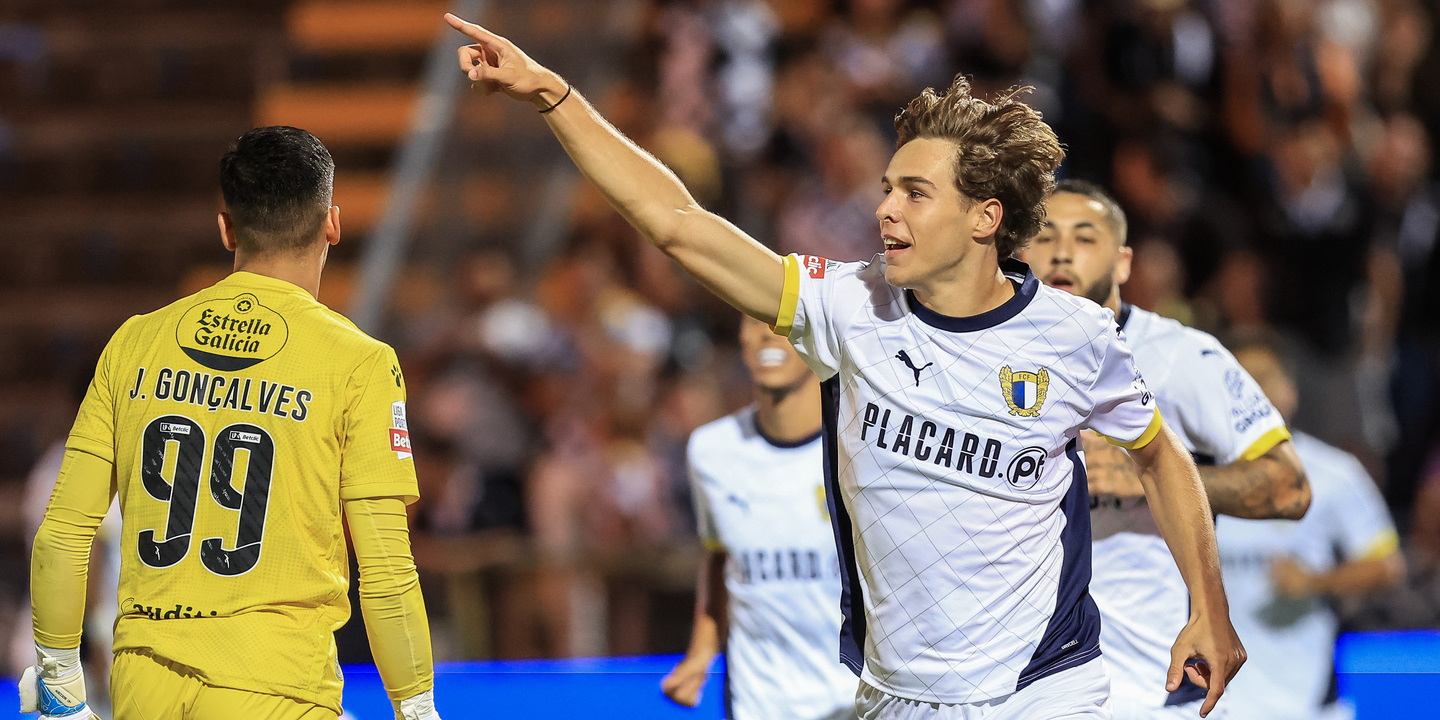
[397,689,439,720]
[35,644,82,680]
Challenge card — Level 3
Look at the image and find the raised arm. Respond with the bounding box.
[445,13,785,323]
[1127,423,1245,718]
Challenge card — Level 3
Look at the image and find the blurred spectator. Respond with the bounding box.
[777,118,888,260]
[1369,113,1440,521]
[825,0,948,121]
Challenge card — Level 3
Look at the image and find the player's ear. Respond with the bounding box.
[973,198,1003,241]
[323,205,341,247]
[1115,244,1134,286]
[218,212,239,252]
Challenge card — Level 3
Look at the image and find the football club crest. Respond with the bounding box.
[999,366,1049,417]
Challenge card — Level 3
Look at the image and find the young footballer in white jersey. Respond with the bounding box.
[1213,338,1403,720]
[1025,180,1311,719]
[446,14,1244,718]
[663,315,856,720]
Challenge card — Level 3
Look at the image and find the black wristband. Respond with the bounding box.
[537,84,573,114]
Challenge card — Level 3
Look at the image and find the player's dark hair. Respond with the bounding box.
[894,76,1065,259]
[219,126,334,254]
[1053,179,1129,246]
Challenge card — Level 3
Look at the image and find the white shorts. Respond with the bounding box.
[855,658,1113,720]
[1111,697,1221,720]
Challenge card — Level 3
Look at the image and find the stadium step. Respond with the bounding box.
[256,83,417,147]
[287,0,448,54]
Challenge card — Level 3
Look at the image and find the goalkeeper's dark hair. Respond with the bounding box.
[1053,179,1129,246]
[894,76,1065,259]
[220,126,334,254]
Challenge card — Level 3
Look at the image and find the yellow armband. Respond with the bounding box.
[771,254,800,337]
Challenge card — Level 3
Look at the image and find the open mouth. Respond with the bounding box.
[757,347,789,367]
[883,236,912,253]
[1046,272,1076,291]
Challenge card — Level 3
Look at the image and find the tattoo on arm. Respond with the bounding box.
[1200,453,1309,519]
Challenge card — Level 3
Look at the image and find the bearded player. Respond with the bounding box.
[1026,179,1310,719]
[448,13,1244,718]
[22,127,441,720]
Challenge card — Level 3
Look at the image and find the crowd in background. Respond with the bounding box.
[10,0,1440,671]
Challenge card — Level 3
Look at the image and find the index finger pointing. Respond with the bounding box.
[445,13,504,46]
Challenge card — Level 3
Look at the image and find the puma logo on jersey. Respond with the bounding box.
[895,350,933,386]
[726,493,750,511]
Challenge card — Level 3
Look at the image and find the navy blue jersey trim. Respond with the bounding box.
[1017,438,1103,691]
[906,258,1039,333]
[752,409,823,449]
[821,377,866,676]
[1118,302,1133,331]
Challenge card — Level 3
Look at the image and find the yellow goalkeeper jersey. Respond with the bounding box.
[65,271,418,712]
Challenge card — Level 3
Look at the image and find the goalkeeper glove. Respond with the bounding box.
[18,644,98,719]
[396,689,441,720]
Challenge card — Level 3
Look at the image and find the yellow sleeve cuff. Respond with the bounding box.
[1239,426,1293,462]
[771,254,800,337]
[1103,407,1164,450]
[1359,528,1400,561]
[701,537,725,552]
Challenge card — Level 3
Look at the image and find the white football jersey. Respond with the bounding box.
[1213,432,1398,720]
[1090,305,1291,711]
[688,408,858,720]
[776,254,1160,704]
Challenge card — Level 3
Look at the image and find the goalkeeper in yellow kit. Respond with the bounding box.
[21,126,441,720]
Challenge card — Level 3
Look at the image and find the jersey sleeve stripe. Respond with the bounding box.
[1359,528,1401,561]
[1101,407,1163,450]
[1239,426,1293,462]
[771,254,801,337]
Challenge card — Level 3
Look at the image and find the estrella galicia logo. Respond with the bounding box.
[176,293,289,371]
[895,350,933,386]
[1006,446,1047,490]
[1000,366,1049,417]
[1223,369,1245,399]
